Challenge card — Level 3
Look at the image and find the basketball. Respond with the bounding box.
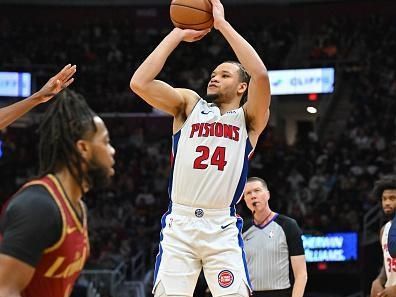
[170,0,213,30]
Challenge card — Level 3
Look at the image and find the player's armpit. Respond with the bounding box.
[243,71,271,132]
[0,254,35,297]
[246,108,270,147]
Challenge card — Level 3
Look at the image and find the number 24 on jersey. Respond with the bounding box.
[193,146,227,171]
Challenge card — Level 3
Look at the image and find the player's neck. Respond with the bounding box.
[54,169,84,206]
[253,208,273,226]
[218,100,240,115]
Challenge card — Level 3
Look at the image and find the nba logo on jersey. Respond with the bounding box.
[218,270,234,288]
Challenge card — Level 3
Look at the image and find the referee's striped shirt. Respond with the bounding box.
[242,213,304,292]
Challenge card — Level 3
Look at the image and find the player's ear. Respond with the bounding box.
[76,139,92,160]
[237,82,248,96]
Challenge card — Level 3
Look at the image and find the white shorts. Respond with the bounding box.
[153,203,252,297]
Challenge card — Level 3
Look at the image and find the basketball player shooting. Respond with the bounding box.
[130,0,271,296]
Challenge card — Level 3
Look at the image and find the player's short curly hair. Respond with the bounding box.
[372,175,396,200]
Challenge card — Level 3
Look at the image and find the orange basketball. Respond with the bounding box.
[170,0,213,30]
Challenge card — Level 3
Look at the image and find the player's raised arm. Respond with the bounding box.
[210,0,270,137]
[130,28,209,117]
[0,64,76,130]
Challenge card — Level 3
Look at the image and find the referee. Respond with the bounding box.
[242,177,307,297]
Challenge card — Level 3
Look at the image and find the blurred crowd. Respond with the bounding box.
[0,10,295,113]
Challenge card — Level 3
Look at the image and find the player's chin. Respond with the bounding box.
[206,89,215,96]
[205,92,219,103]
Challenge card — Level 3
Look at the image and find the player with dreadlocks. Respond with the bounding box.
[0,89,115,297]
[0,64,76,130]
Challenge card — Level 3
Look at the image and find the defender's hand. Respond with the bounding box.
[34,64,76,103]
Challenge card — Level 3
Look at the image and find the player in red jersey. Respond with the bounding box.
[0,64,76,130]
[0,89,115,297]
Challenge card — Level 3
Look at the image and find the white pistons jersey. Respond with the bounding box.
[382,221,396,287]
[169,98,253,209]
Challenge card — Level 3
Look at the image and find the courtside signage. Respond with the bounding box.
[268,68,334,95]
[0,72,31,97]
[302,232,358,262]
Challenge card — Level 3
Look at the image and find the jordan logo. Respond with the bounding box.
[66,226,77,234]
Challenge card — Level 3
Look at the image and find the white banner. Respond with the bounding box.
[268,67,334,95]
[0,72,31,97]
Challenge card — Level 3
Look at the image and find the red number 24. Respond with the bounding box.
[193,146,227,171]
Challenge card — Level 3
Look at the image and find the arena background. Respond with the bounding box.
[1,0,395,296]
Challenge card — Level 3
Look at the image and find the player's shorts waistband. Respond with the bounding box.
[171,203,231,218]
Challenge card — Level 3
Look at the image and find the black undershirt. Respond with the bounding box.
[0,185,62,267]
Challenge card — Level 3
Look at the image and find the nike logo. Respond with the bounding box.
[201,110,213,115]
[221,223,233,230]
[66,226,77,234]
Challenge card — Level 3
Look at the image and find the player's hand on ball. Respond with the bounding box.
[178,28,211,43]
[209,0,226,30]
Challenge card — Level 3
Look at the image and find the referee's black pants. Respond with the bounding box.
[253,288,292,297]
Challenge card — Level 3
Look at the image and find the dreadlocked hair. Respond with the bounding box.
[372,175,396,201]
[38,89,97,187]
[224,61,251,106]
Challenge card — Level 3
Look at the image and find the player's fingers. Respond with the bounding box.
[194,35,205,41]
[52,65,70,82]
[194,29,210,40]
[56,64,73,81]
[61,65,76,81]
[62,66,77,83]
[210,0,221,6]
[62,78,75,89]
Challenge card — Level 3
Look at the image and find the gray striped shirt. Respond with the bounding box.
[242,214,304,291]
